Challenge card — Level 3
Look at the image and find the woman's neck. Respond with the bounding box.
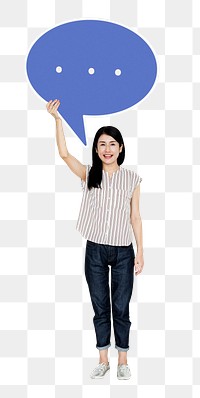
[102,164,120,176]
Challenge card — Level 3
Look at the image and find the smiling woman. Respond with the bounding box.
[46,99,144,380]
[96,134,123,169]
[86,126,125,190]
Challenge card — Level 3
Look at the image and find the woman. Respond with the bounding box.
[47,99,144,380]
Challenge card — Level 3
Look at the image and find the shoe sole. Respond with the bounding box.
[117,376,131,380]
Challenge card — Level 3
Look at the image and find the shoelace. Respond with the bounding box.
[91,362,108,374]
[98,363,107,368]
[118,364,130,374]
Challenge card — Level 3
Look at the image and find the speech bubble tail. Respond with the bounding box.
[59,109,87,146]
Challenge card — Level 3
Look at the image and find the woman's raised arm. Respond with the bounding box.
[46,99,86,181]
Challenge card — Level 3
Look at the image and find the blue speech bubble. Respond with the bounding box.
[26,20,157,145]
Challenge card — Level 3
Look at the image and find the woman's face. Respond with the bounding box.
[96,134,123,166]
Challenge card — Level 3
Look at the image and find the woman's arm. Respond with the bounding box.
[130,184,144,275]
[46,99,86,181]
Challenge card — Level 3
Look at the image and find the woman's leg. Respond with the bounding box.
[85,240,111,358]
[118,351,128,365]
[99,348,109,365]
[111,243,135,363]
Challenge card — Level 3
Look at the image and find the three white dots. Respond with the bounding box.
[56,66,121,76]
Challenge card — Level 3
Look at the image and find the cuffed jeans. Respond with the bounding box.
[85,240,135,352]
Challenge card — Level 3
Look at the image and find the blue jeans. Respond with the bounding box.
[85,240,135,352]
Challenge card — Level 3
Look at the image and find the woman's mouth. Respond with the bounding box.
[103,155,113,159]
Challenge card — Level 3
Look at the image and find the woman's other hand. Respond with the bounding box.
[46,99,61,120]
[134,252,144,276]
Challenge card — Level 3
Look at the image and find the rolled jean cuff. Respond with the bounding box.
[97,343,111,351]
[115,344,129,352]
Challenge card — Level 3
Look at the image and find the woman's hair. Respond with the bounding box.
[87,126,125,190]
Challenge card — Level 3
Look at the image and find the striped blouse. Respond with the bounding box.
[76,165,142,246]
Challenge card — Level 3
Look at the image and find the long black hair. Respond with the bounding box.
[88,126,125,190]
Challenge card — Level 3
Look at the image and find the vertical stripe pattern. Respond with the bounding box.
[76,165,142,246]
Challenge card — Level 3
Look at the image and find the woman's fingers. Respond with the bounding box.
[47,99,59,106]
[51,100,60,109]
[46,99,60,112]
[46,100,53,111]
[53,100,60,108]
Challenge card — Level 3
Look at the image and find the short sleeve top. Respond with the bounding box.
[76,165,142,246]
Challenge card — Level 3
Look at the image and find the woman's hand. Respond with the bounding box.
[46,99,61,120]
[134,252,144,275]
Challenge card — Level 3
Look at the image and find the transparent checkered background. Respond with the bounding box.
[0,0,199,397]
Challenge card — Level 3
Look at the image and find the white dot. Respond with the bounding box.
[88,67,95,75]
[56,66,62,73]
[115,69,121,76]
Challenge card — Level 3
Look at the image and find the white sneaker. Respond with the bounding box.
[90,362,110,379]
[117,364,131,380]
